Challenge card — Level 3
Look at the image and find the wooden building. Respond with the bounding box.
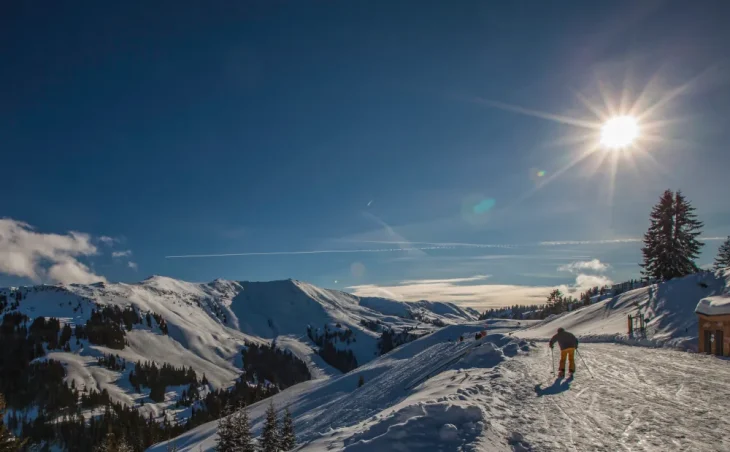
[695,296,730,357]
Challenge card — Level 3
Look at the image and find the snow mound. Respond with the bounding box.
[517,271,730,350]
[342,403,484,451]
[695,296,730,316]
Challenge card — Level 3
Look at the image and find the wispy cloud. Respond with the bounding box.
[540,239,641,246]
[128,261,138,271]
[112,250,132,258]
[348,239,515,249]
[0,218,106,284]
[558,258,610,273]
[99,236,119,246]
[348,275,553,309]
[348,271,615,310]
[165,246,454,259]
[399,275,490,285]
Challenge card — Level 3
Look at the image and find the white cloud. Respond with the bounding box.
[0,218,106,284]
[128,261,138,271]
[99,236,118,246]
[349,276,553,310]
[349,272,615,310]
[48,260,105,285]
[558,259,610,273]
[112,250,132,258]
[560,274,614,293]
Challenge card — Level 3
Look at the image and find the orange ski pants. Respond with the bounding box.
[559,348,576,373]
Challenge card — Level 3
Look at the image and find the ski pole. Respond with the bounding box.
[550,347,555,375]
[576,349,594,378]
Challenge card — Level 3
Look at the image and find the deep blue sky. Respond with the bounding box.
[2,1,729,307]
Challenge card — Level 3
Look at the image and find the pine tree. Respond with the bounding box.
[357,375,365,388]
[278,408,296,451]
[641,190,704,280]
[0,394,23,452]
[232,404,255,452]
[94,431,133,452]
[673,191,704,276]
[714,236,730,271]
[216,405,236,452]
[260,402,279,452]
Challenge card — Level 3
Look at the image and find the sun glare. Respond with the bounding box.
[601,116,639,149]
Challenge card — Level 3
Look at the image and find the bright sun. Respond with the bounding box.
[600,116,639,149]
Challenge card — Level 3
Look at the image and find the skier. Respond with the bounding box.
[549,327,578,377]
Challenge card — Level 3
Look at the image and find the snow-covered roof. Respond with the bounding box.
[695,296,730,316]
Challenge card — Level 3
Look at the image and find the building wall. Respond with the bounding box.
[697,314,730,357]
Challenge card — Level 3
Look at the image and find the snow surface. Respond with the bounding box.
[153,338,730,452]
[1,276,475,424]
[695,296,730,316]
[151,273,730,452]
[150,324,514,452]
[516,271,730,350]
[8,273,730,451]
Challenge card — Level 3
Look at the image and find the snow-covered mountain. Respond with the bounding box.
[149,271,730,452]
[5,271,729,451]
[0,276,477,427]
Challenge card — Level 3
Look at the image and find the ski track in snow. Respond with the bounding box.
[496,343,730,452]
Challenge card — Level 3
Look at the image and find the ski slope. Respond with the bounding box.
[495,343,730,451]
[517,271,730,349]
[153,338,730,452]
[150,272,730,452]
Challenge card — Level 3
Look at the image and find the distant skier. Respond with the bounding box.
[549,327,578,377]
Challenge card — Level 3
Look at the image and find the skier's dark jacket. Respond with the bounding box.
[549,330,578,350]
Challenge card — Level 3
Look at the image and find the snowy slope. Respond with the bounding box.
[152,332,730,452]
[149,325,529,452]
[149,272,730,452]
[516,271,730,349]
[224,279,476,365]
[1,276,477,424]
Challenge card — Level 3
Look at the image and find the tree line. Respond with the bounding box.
[0,296,312,450]
[307,324,359,372]
[216,403,296,452]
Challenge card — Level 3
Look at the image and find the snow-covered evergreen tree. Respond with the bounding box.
[642,190,703,280]
[216,405,236,452]
[216,403,255,452]
[278,408,296,451]
[94,431,133,452]
[232,404,255,452]
[714,236,730,271]
[672,191,704,276]
[260,402,279,452]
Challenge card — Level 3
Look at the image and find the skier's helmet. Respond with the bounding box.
[557,327,565,333]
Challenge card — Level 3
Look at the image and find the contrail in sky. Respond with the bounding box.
[165,237,725,259]
[165,246,452,259]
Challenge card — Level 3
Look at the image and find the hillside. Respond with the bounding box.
[0,276,475,451]
[516,270,730,349]
[150,325,529,452]
[150,272,730,452]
